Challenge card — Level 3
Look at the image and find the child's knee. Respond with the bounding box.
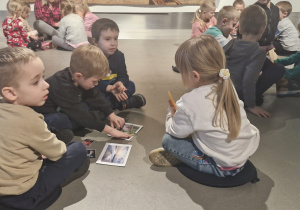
[67,142,87,161]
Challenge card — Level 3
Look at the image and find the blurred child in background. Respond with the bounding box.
[273,1,299,56]
[52,0,89,51]
[191,0,216,38]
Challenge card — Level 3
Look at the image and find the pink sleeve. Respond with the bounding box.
[191,21,205,38]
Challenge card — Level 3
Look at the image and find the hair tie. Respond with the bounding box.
[219,68,230,80]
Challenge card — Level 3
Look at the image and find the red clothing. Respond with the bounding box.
[34,0,62,27]
[191,17,217,38]
[2,17,30,47]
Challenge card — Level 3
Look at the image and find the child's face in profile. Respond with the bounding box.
[202,7,216,22]
[234,4,244,13]
[76,75,101,90]
[21,9,30,19]
[278,9,287,21]
[222,19,238,38]
[94,29,119,57]
[13,57,49,106]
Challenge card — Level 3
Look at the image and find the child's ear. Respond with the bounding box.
[1,87,17,102]
[191,70,200,82]
[283,11,288,18]
[221,18,228,26]
[73,72,83,81]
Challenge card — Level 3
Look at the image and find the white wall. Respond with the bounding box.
[0,0,299,13]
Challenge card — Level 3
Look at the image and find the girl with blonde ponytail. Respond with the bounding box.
[149,35,260,177]
[191,0,217,38]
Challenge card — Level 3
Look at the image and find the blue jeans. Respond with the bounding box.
[44,102,97,131]
[98,80,136,110]
[162,134,243,177]
[0,142,87,210]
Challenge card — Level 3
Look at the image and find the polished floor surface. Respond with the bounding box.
[1,11,300,210]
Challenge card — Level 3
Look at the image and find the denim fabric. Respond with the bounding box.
[43,102,90,131]
[97,80,136,110]
[162,134,243,177]
[0,142,87,210]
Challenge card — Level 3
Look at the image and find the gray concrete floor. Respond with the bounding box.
[1,12,300,210]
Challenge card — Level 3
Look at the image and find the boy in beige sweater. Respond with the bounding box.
[0,47,88,210]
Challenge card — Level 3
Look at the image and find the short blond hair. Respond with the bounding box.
[217,6,239,23]
[276,1,292,17]
[74,0,90,17]
[70,45,109,79]
[192,0,215,23]
[21,2,31,16]
[239,5,267,36]
[175,35,241,140]
[0,47,37,95]
[7,0,23,19]
[233,0,245,8]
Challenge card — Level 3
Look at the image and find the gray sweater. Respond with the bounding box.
[276,18,299,51]
[58,13,88,46]
[224,39,266,108]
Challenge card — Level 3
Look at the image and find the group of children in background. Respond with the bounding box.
[0,0,300,209]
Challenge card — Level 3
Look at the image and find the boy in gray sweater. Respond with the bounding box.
[224,5,271,117]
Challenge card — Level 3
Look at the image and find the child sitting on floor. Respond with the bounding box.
[33,45,131,139]
[224,5,273,118]
[204,6,239,47]
[275,52,300,97]
[2,0,40,50]
[0,47,88,209]
[91,18,146,110]
[52,0,89,51]
[149,35,260,178]
[19,2,39,41]
[74,0,99,41]
[273,1,299,56]
[191,0,216,38]
[231,0,245,38]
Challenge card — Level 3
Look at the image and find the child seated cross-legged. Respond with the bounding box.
[204,6,239,47]
[33,45,131,139]
[91,18,146,110]
[149,35,260,177]
[273,1,299,56]
[0,47,88,209]
[224,5,272,118]
[190,0,216,38]
[52,0,89,51]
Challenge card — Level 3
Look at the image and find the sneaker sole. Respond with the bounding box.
[149,148,182,167]
[277,90,300,98]
[135,94,146,107]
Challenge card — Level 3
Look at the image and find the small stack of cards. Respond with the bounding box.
[82,139,96,158]
[108,123,143,140]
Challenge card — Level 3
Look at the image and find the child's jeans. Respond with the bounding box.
[99,80,136,110]
[0,142,87,210]
[162,134,243,177]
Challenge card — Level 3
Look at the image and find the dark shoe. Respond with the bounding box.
[125,94,146,109]
[172,65,179,73]
[55,129,74,144]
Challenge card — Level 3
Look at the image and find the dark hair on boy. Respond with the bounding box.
[0,47,37,94]
[70,44,109,79]
[275,1,292,17]
[233,0,245,8]
[91,18,119,42]
[239,5,267,36]
[217,6,239,23]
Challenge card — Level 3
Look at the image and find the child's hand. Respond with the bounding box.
[108,113,125,129]
[110,82,128,101]
[168,99,176,116]
[103,125,131,139]
[248,106,271,118]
